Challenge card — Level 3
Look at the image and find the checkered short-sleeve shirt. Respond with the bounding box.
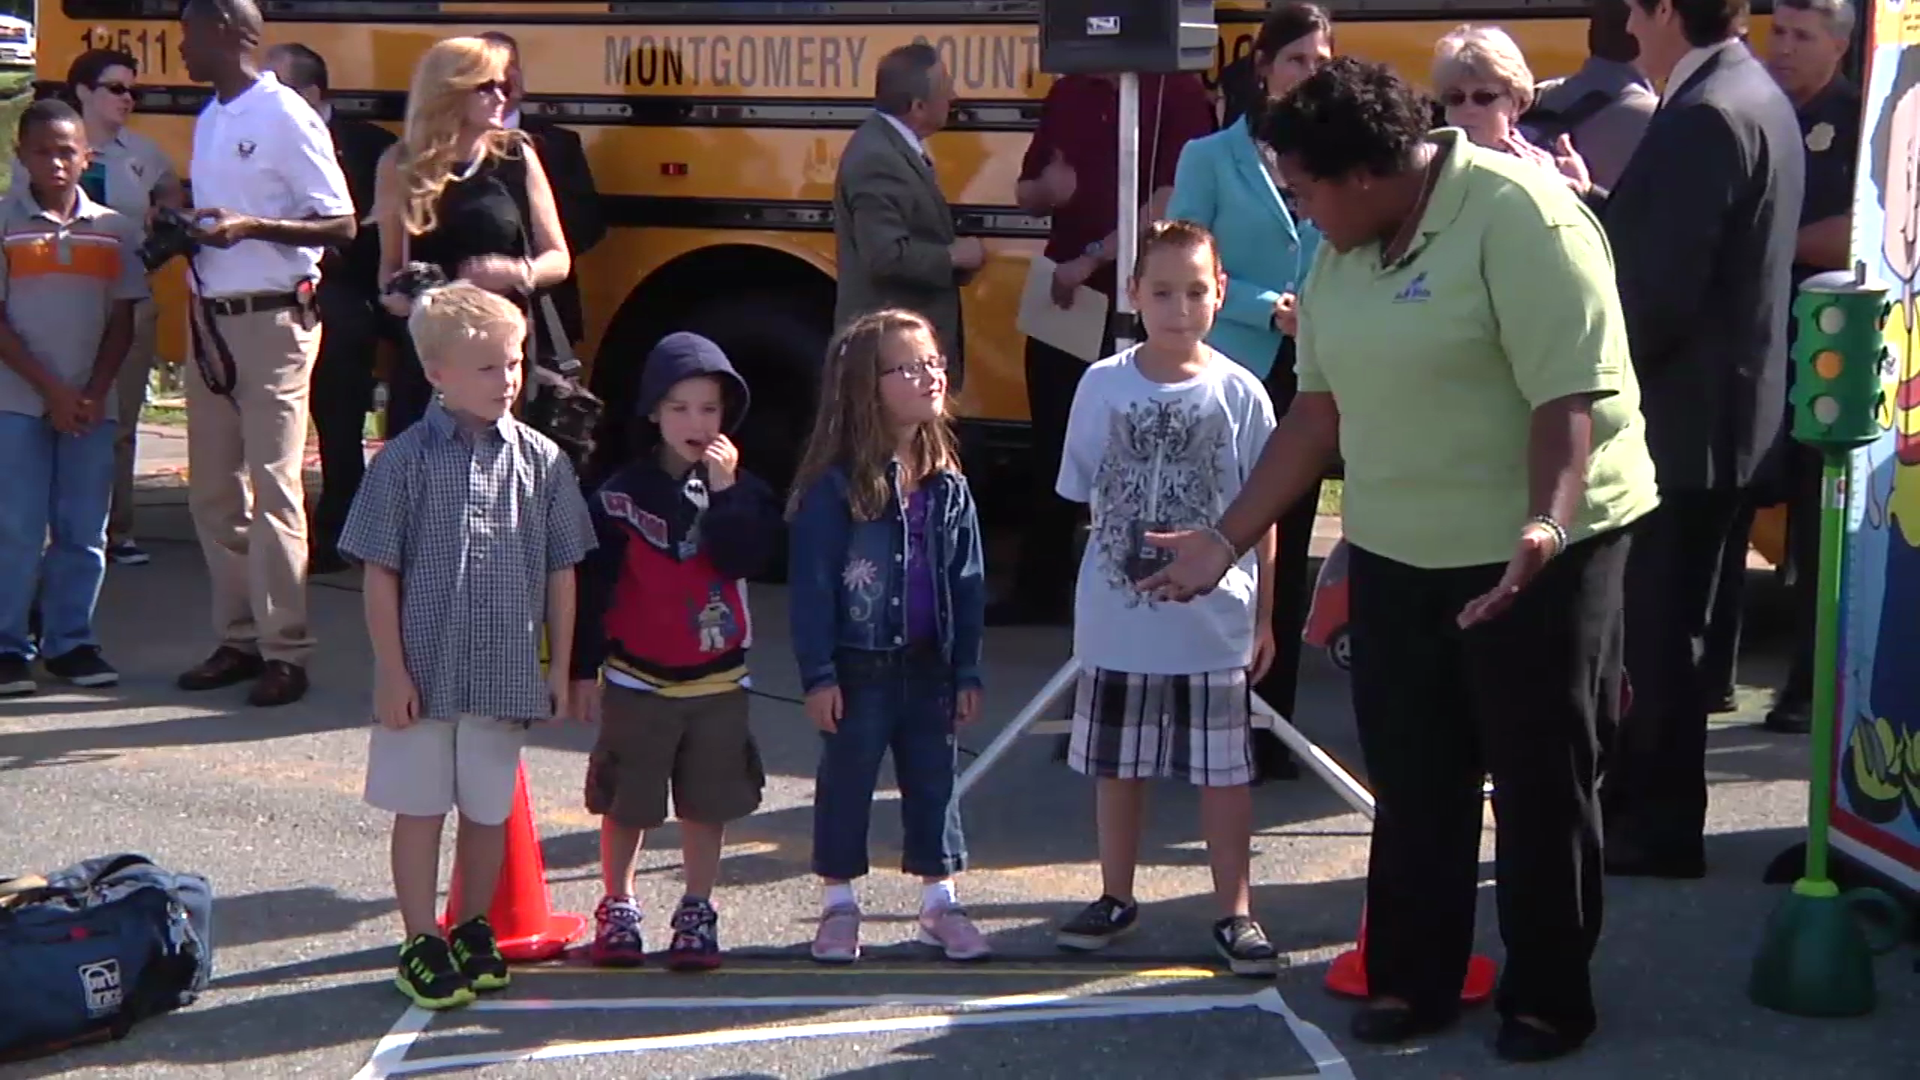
[340,402,595,722]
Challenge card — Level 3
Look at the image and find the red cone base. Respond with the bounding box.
[1324,907,1498,1005]
[441,763,585,963]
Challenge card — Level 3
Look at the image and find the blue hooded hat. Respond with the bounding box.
[633,332,751,433]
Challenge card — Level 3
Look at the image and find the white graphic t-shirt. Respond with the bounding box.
[1057,346,1277,675]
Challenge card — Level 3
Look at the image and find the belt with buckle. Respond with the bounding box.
[202,289,303,318]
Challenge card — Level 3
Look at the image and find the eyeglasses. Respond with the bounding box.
[91,82,135,97]
[1441,88,1504,108]
[882,356,947,382]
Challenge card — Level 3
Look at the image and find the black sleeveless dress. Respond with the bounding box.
[383,153,536,440]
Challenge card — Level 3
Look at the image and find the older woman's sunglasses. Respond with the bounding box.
[1442,88,1503,108]
[91,82,136,97]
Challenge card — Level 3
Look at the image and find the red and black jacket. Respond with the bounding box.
[572,459,780,694]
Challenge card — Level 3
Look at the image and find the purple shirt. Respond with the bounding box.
[905,487,938,644]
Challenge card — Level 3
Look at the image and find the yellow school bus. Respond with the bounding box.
[36,0,1774,496]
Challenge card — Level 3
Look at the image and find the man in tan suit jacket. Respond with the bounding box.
[833,44,984,389]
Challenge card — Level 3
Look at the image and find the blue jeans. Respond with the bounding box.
[812,645,968,880]
[0,412,115,660]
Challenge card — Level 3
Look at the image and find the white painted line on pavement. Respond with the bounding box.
[377,990,1353,1077]
[1247,986,1359,1080]
[348,1004,432,1080]
[462,990,1233,1011]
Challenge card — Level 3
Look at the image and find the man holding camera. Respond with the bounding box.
[172,0,356,708]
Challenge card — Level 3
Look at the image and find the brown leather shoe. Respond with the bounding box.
[177,646,265,691]
[248,661,309,708]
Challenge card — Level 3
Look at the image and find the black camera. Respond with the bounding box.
[384,261,449,300]
[139,206,200,272]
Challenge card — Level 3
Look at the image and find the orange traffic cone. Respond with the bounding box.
[1324,903,1498,1005]
[441,763,586,962]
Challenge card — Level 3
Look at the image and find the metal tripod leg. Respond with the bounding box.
[954,661,1376,822]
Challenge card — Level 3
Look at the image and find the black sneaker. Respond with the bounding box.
[394,933,475,1009]
[665,897,722,972]
[1212,915,1281,977]
[43,646,120,688]
[0,654,33,697]
[448,914,511,992]
[1056,894,1139,951]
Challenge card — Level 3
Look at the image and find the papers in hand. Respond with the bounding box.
[1017,255,1109,363]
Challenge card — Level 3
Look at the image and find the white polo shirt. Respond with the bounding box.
[188,71,353,298]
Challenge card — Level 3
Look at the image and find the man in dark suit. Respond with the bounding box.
[264,43,396,575]
[832,44,981,387]
[1587,0,1804,878]
[481,31,606,349]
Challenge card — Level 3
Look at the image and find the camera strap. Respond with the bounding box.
[184,259,240,404]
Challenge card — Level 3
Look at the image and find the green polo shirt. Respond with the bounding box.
[1296,129,1658,569]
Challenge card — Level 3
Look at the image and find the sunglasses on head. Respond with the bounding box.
[1442,88,1503,108]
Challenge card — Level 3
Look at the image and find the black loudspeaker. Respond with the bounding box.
[1038,0,1218,75]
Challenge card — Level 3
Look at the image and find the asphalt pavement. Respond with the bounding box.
[0,427,1915,1080]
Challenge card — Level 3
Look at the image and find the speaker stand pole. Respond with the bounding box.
[1114,70,1141,351]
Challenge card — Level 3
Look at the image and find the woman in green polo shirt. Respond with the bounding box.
[1140,58,1657,1064]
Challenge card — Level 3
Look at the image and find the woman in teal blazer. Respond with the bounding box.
[1165,1,1333,771]
[1166,2,1331,381]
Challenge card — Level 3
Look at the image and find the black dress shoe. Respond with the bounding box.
[1495,1017,1588,1063]
[248,661,310,707]
[178,646,265,691]
[1764,699,1811,735]
[1348,1003,1458,1045]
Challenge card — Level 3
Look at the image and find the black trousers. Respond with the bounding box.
[1347,529,1628,1038]
[310,282,382,554]
[1012,336,1097,614]
[1698,498,1757,704]
[384,335,434,443]
[1603,487,1744,863]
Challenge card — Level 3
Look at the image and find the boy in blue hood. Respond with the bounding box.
[571,332,781,969]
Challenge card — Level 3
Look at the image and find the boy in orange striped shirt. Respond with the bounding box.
[0,99,147,696]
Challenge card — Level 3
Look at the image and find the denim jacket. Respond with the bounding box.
[788,461,985,694]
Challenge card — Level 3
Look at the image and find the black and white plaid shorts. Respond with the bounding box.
[1067,667,1255,788]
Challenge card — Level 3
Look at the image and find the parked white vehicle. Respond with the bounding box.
[0,16,34,68]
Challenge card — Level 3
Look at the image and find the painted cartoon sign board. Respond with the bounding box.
[1837,0,1920,895]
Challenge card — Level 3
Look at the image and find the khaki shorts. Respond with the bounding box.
[586,685,764,829]
[364,715,528,826]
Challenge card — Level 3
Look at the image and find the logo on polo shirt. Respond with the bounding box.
[236,139,257,159]
[1392,272,1431,303]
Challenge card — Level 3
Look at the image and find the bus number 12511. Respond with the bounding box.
[78,26,172,78]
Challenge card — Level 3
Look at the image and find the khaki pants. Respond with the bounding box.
[106,298,161,546]
[184,304,321,665]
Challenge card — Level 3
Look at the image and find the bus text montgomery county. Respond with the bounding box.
[601,28,1262,97]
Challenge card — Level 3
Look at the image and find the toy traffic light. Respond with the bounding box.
[1789,268,1893,450]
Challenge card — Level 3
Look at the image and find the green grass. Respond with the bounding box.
[1317,478,1342,517]
[0,69,31,167]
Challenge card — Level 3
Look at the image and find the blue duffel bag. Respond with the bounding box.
[0,853,214,1062]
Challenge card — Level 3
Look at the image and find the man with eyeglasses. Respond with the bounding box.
[263,42,397,577]
[477,31,605,354]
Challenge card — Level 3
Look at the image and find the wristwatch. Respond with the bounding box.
[1083,238,1106,262]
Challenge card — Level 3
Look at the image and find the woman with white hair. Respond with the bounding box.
[1433,25,1590,191]
[374,35,571,438]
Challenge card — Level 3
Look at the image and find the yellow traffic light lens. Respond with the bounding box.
[1815,350,1845,379]
[1813,396,1841,424]
[1817,304,1847,334]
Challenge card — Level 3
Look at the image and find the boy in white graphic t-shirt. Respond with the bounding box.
[1052,220,1280,977]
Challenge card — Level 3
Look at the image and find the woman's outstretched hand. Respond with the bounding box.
[1457,522,1560,628]
[1135,529,1236,603]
